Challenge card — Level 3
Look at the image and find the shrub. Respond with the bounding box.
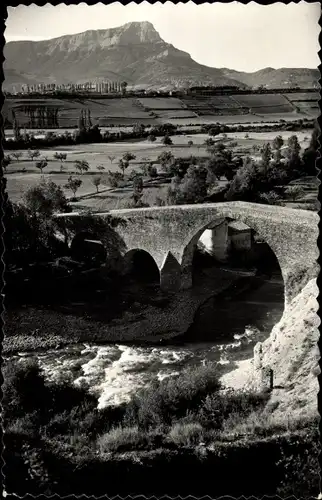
[6,412,40,439]
[276,429,320,497]
[97,426,147,453]
[2,359,48,420]
[197,390,269,430]
[124,363,220,429]
[105,170,123,188]
[167,422,203,447]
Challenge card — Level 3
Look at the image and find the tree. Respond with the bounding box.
[24,179,69,217]
[207,125,221,137]
[54,152,67,172]
[273,148,283,163]
[12,152,23,162]
[225,157,261,202]
[259,143,272,173]
[35,160,48,175]
[148,134,156,143]
[157,151,175,174]
[121,81,128,95]
[188,140,194,147]
[131,175,144,206]
[78,109,86,133]
[285,135,302,173]
[162,134,173,146]
[118,153,136,179]
[123,152,136,164]
[133,123,145,136]
[74,159,90,175]
[28,149,40,162]
[107,155,116,164]
[12,111,21,141]
[206,143,234,182]
[179,165,208,204]
[272,135,284,151]
[97,165,105,173]
[167,175,182,205]
[147,164,158,178]
[204,137,215,149]
[302,126,319,176]
[105,170,123,188]
[64,176,82,199]
[118,159,129,179]
[92,175,102,193]
[3,155,11,172]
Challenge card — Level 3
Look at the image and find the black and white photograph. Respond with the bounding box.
[2,1,321,496]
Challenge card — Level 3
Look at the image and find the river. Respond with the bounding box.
[11,273,284,409]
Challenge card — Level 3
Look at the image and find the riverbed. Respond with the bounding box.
[9,274,284,409]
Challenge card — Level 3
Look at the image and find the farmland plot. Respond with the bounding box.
[138,97,187,109]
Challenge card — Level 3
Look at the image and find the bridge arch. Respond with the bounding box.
[122,248,160,286]
[180,213,285,295]
[70,231,107,265]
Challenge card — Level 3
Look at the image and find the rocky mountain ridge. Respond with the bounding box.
[4,21,319,90]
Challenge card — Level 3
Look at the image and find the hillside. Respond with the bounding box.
[4,21,319,91]
[221,278,319,421]
[3,21,246,91]
[221,67,319,89]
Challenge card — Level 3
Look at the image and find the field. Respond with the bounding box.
[5,128,314,209]
[3,92,319,129]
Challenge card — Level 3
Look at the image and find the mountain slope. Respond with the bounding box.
[4,21,319,90]
[4,21,246,90]
[221,67,320,89]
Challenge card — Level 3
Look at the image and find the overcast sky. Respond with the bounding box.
[5,1,321,72]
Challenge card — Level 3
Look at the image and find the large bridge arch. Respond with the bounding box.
[179,213,285,293]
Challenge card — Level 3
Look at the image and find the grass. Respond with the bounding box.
[4,127,314,206]
[167,422,203,447]
[3,357,319,496]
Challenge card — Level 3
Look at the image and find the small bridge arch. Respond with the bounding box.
[122,248,160,285]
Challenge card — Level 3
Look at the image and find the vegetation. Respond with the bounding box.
[3,358,319,496]
[64,176,82,199]
[74,159,90,175]
[92,175,102,193]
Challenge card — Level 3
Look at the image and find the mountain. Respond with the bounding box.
[3,21,319,91]
[2,21,247,90]
[221,67,320,89]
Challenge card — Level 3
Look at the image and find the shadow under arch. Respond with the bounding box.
[122,248,160,286]
[181,216,285,343]
[70,231,107,265]
[180,215,285,293]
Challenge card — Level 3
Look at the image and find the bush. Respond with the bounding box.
[197,389,269,430]
[124,364,221,429]
[97,426,147,453]
[6,412,40,439]
[167,422,203,447]
[105,170,123,188]
[2,359,48,420]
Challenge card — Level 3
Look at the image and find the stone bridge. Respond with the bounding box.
[61,201,319,307]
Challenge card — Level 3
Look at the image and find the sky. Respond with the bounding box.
[5,1,321,72]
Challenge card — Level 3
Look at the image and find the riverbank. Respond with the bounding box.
[4,267,256,355]
[3,353,319,498]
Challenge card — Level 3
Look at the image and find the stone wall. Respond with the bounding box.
[104,202,318,304]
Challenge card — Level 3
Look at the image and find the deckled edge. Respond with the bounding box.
[0,1,321,500]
